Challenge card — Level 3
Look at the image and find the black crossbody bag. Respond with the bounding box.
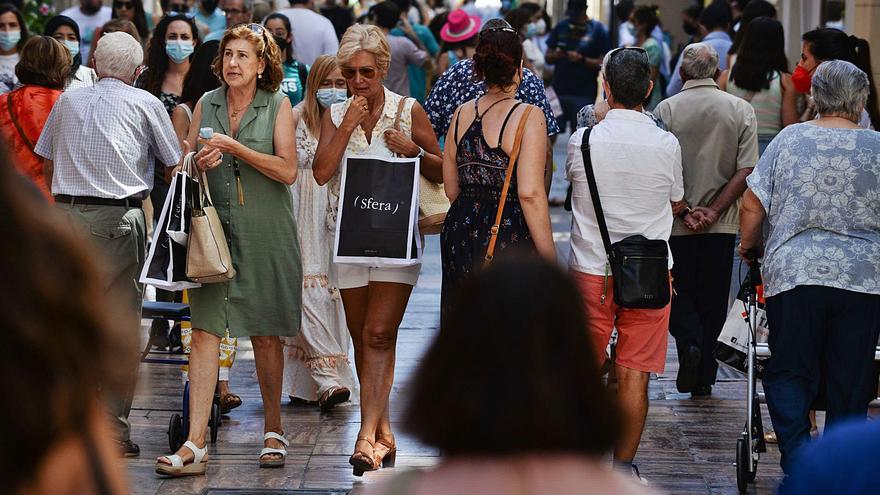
[580,127,671,309]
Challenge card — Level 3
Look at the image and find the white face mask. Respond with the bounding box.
[534,18,546,35]
[316,87,348,108]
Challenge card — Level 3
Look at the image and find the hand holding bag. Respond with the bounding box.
[392,97,449,235]
[580,127,670,309]
[484,105,533,264]
[185,152,236,283]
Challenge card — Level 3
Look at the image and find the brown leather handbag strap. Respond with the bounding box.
[484,104,533,264]
[392,96,409,131]
[6,93,38,156]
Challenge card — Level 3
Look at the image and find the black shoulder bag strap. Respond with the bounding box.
[580,127,613,260]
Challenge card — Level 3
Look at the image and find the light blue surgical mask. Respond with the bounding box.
[62,39,80,58]
[0,30,21,51]
[525,22,538,39]
[165,40,194,64]
[316,88,348,108]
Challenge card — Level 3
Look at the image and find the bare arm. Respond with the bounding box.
[708,168,753,216]
[780,73,799,127]
[738,188,766,259]
[170,105,190,153]
[718,69,729,91]
[514,107,555,262]
[544,137,552,194]
[313,96,369,185]
[42,159,53,190]
[384,103,443,183]
[442,106,461,202]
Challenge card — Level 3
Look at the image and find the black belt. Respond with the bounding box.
[55,195,143,208]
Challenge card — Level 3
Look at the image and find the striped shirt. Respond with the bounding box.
[35,78,181,199]
[726,70,783,137]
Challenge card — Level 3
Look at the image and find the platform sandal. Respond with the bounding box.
[155,441,208,477]
[373,439,397,468]
[349,437,378,477]
[259,431,290,468]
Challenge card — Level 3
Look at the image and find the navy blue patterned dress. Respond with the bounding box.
[440,99,536,312]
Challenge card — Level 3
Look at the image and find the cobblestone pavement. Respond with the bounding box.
[127,133,784,494]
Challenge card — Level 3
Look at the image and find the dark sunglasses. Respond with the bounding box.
[341,66,378,80]
[114,1,133,9]
[167,10,196,19]
[168,3,189,12]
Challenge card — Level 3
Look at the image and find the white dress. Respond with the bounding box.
[282,118,358,402]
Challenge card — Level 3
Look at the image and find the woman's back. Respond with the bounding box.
[0,86,61,199]
[726,70,783,136]
[451,97,533,190]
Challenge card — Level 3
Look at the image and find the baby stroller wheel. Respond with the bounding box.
[168,413,184,452]
[209,402,221,443]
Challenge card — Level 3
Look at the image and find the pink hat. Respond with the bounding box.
[441,10,481,43]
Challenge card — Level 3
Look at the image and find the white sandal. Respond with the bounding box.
[155,441,208,477]
[260,431,290,468]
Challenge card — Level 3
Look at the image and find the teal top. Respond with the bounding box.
[280,60,309,107]
[642,37,663,111]
[390,24,439,103]
[188,87,303,338]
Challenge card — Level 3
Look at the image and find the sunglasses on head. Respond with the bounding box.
[114,1,133,9]
[341,66,378,80]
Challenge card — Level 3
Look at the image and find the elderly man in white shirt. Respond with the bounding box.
[566,47,683,484]
[278,0,339,65]
[35,32,182,458]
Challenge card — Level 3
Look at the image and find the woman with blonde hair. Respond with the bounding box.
[155,23,301,476]
[313,24,443,476]
[283,54,358,410]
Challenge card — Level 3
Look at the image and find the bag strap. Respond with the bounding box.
[392,96,409,131]
[580,127,613,259]
[183,152,214,209]
[6,93,38,156]
[485,105,533,264]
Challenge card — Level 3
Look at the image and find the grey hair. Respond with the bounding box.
[811,60,869,122]
[604,48,651,108]
[94,32,143,82]
[680,42,719,80]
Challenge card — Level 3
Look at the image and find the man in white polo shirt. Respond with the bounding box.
[566,47,683,484]
[278,0,339,65]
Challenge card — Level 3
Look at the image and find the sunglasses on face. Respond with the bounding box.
[114,1,133,9]
[168,3,189,11]
[341,66,377,80]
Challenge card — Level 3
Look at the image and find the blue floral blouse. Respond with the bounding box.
[746,123,880,297]
[424,58,560,139]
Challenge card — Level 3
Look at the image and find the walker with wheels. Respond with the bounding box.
[734,257,766,493]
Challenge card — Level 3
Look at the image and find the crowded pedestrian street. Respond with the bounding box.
[123,137,782,494]
[4,0,880,493]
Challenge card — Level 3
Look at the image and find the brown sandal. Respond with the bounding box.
[373,438,397,468]
[318,386,351,411]
[349,437,378,476]
[220,393,242,413]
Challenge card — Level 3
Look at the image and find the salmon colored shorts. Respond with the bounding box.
[570,270,670,374]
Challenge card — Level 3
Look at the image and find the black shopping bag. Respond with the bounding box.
[334,155,421,266]
[139,167,202,291]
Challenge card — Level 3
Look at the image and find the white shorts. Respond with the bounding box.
[336,263,422,289]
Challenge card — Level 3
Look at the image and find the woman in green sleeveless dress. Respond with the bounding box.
[156,24,302,477]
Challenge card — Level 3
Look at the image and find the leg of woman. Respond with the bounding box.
[251,336,285,458]
[341,286,372,460]
[158,328,220,464]
[359,282,413,460]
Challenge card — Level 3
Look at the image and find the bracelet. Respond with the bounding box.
[677,206,693,220]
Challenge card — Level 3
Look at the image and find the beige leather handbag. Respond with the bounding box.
[392,97,450,235]
[184,152,236,283]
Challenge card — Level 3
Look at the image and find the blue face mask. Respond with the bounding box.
[0,30,21,51]
[165,40,194,64]
[62,39,80,58]
[524,22,538,39]
[316,88,348,108]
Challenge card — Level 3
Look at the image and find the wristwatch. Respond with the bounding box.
[677,206,693,220]
[415,146,426,158]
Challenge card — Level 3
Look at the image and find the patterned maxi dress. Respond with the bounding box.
[282,119,358,402]
[440,99,536,312]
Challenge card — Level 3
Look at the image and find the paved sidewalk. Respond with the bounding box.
[127,134,784,494]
